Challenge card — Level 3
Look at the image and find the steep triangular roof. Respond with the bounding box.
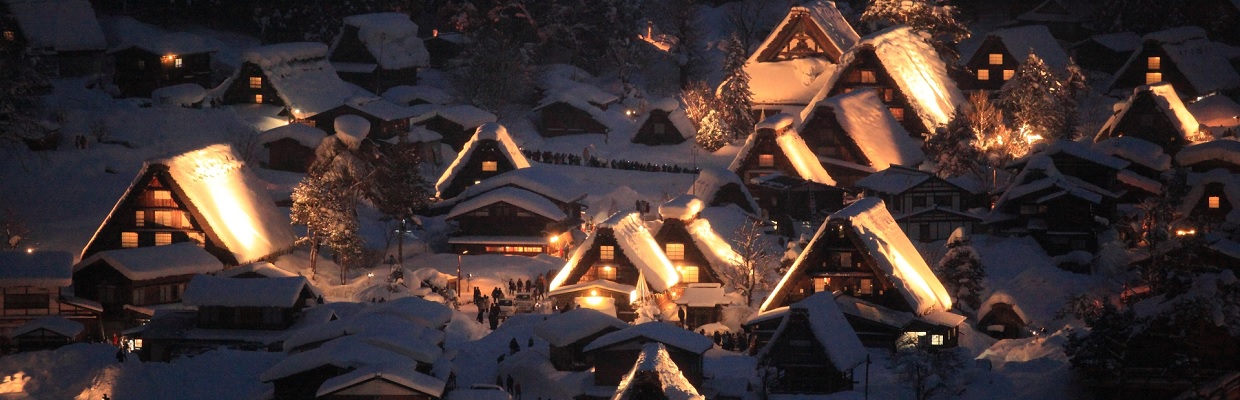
[688,167,760,214]
[745,1,859,107]
[754,292,866,371]
[333,13,429,70]
[548,211,681,293]
[799,88,924,169]
[967,25,1070,70]
[1096,83,1199,146]
[612,343,706,400]
[233,42,371,117]
[749,1,859,64]
[1108,27,1240,97]
[729,114,836,185]
[989,155,1121,223]
[434,123,531,197]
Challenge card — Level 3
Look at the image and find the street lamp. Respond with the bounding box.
[457,250,468,295]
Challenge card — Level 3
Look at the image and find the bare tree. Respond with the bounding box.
[719,219,778,307]
[1,209,30,251]
[725,0,786,52]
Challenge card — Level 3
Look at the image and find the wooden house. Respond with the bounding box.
[1006,140,1129,191]
[262,336,445,400]
[688,167,761,215]
[305,96,417,140]
[759,198,964,348]
[816,26,966,138]
[1094,137,1173,183]
[446,187,578,256]
[434,123,531,199]
[315,365,445,400]
[110,32,218,98]
[729,113,836,191]
[610,343,706,400]
[259,123,328,173]
[533,92,613,138]
[988,154,1120,256]
[10,316,84,352]
[750,292,864,395]
[0,251,100,349]
[533,308,627,371]
[632,97,694,146]
[745,0,860,115]
[748,174,846,236]
[977,292,1029,340]
[329,13,428,94]
[1096,83,1199,155]
[215,262,298,279]
[961,25,1070,91]
[1071,32,1142,73]
[1176,140,1240,173]
[423,31,468,68]
[80,144,297,266]
[1176,169,1240,233]
[652,196,736,327]
[856,166,986,243]
[582,321,713,390]
[1107,27,1240,99]
[1013,0,1097,41]
[797,88,925,188]
[0,0,105,77]
[72,242,223,318]
[546,211,682,322]
[411,105,497,150]
[215,42,366,123]
[673,283,731,331]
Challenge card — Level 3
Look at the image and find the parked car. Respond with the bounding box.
[496,298,515,317]
[514,293,534,313]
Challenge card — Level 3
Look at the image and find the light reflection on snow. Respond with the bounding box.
[0,371,29,394]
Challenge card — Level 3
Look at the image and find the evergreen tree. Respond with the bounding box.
[934,230,985,311]
[695,109,729,152]
[997,53,1073,143]
[367,140,433,269]
[926,107,983,178]
[451,33,533,112]
[861,0,971,62]
[718,34,754,140]
[1063,296,1138,380]
[0,20,49,150]
[890,335,969,400]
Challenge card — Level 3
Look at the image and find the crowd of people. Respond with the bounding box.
[522,149,699,174]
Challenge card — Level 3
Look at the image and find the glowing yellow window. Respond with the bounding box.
[1146,72,1162,84]
[254,94,263,103]
[600,245,615,260]
[1147,56,1161,70]
[155,233,172,246]
[249,76,262,89]
[988,53,1002,65]
[481,161,498,172]
[890,107,905,121]
[758,154,775,167]
[153,190,171,201]
[597,265,616,280]
[679,266,699,283]
[174,58,183,68]
[860,70,877,83]
[1209,196,1221,209]
[932,334,944,346]
[977,69,990,81]
[1003,70,1015,80]
[154,210,186,227]
[135,211,145,227]
[122,232,138,248]
[666,243,684,260]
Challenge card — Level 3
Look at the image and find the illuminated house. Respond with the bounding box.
[434,123,531,199]
[0,0,105,77]
[855,166,986,243]
[582,321,712,391]
[977,291,1029,340]
[73,242,223,317]
[745,292,864,395]
[80,144,296,266]
[797,88,925,187]
[214,42,368,121]
[745,0,859,116]
[631,97,694,146]
[687,167,761,215]
[1095,83,1199,154]
[760,198,964,348]
[441,168,584,255]
[1176,169,1240,233]
[411,104,497,150]
[610,343,705,400]
[814,25,965,138]
[748,174,845,237]
[1107,27,1240,99]
[0,251,100,346]
[329,13,428,95]
[960,25,1070,91]
[546,211,682,322]
[729,114,838,226]
[110,31,218,98]
[534,308,627,372]
[988,154,1120,258]
[651,195,736,328]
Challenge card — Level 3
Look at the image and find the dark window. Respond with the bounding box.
[912,196,927,207]
[935,195,953,207]
[919,224,930,239]
[5,293,49,309]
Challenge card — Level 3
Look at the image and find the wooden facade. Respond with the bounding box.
[112,47,214,98]
[751,175,845,237]
[859,168,986,242]
[1072,33,1140,73]
[195,296,315,330]
[758,308,854,394]
[548,327,623,372]
[219,62,281,107]
[709,182,757,213]
[417,115,476,151]
[960,36,1024,91]
[978,303,1026,339]
[1094,89,1189,154]
[631,109,689,145]
[732,127,802,186]
[330,25,419,94]
[318,376,437,400]
[535,101,609,137]
[423,33,465,68]
[437,141,521,200]
[1110,39,1211,99]
[826,49,929,137]
[548,229,644,319]
[798,106,883,187]
[448,200,559,256]
[265,137,319,173]
[752,7,847,64]
[272,365,349,400]
[768,218,913,312]
[0,287,99,348]
[652,219,723,295]
[71,260,193,317]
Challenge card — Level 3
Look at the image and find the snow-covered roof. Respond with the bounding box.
[317,365,444,398]
[728,114,837,185]
[536,67,619,107]
[345,96,420,121]
[336,13,429,70]
[449,166,584,205]
[0,251,72,287]
[434,123,530,197]
[685,218,742,272]
[855,166,931,195]
[601,212,681,292]
[236,42,369,117]
[216,262,298,278]
[1176,139,1240,167]
[261,335,429,382]
[11,315,84,338]
[659,195,705,220]
[746,1,858,106]
[259,123,327,148]
[584,321,713,354]
[978,291,1029,324]
[636,99,695,140]
[688,167,760,213]
[546,279,636,298]
[973,25,1069,70]
[282,312,445,355]
[1097,83,1198,145]
[1111,27,1240,96]
[1093,137,1172,172]
[749,1,858,65]
[182,275,311,308]
[411,104,497,128]
[757,292,865,370]
[1187,94,1240,130]
[113,31,218,56]
[534,308,627,347]
[991,155,1121,221]
[802,88,924,169]
[1179,169,1240,218]
[151,83,206,108]
[1084,32,1142,53]
[382,85,452,106]
[612,343,705,400]
[76,242,223,281]
[446,187,568,221]
[673,283,730,308]
[1011,140,1130,171]
[2,0,105,51]
[817,26,965,133]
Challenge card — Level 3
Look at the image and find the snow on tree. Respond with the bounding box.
[366,140,433,271]
[718,34,755,140]
[997,53,1075,143]
[926,107,982,178]
[1062,296,1139,380]
[680,81,730,152]
[717,219,778,307]
[933,229,985,311]
[890,334,969,400]
[695,110,730,152]
[861,0,971,62]
[290,136,371,284]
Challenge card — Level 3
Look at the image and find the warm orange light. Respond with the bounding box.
[549,235,559,243]
[584,296,604,306]
[590,289,599,296]
[1175,229,1197,236]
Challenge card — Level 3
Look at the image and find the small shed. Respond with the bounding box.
[316,364,445,400]
[632,98,694,146]
[611,343,705,400]
[977,292,1029,339]
[329,13,429,94]
[259,123,328,173]
[412,105,497,150]
[11,316,84,352]
[673,283,731,330]
[753,292,864,395]
[688,167,760,215]
[434,123,530,199]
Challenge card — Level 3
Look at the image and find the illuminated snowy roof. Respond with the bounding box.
[1097,83,1198,145]
[688,167,760,213]
[755,292,865,370]
[434,123,531,197]
[801,88,924,169]
[234,42,370,116]
[0,251,72,287]
[182,275,312,308]
[686,219,742,272]
[601,212,680,293]
[2,0,105,51]
[658,195,705,220]
[534,308,627,347]
[969,25,1069,70]
[729,114,836,185]
[215,262,298,278]
[612,343,705,400]
[1177,139,1240,168]
[746,1,859,107]
[317,364,444,398]
[584,321,713,354]
[446,187,568,221]
[76,242,223,281]
[336,13,429,70]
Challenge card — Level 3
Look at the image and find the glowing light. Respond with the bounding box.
[774,131,836,185]
[182,148,261,254]
[590,289,598,296]
[584,296,604,306]
[0,372,29,394]
[549,235,559,243]
[24,248,32,254]
[1175,229,1197,236]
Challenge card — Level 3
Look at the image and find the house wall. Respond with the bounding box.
[761,311,853,394]
[898,211,982,243]
[734,129,801,186]
[71,260,197,316]
[632,110,687,145]
[1097,92,1187,153]
[265,138,319,173]
[1071,41,1133,74]
[450,201,557,237]
[537,102,608,137]
[962,37,1021,91]
[196,305,299,330]
[419,116,470,151]
[709,183,756,213]
[1111,41,1198,98]
[221,62,280,107]
[548,327,621,371]
[0,286,99,341]
[828,49,929,137]
[439,140,519,199]
[319,379,432,399]
[653,219,720,289]
[754,11,845,63]
[113,48,213,98]
[767,221,908,312]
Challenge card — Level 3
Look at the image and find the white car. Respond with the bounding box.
[444,384,511,400]
[514,293,535,313]
[495,298,516,318]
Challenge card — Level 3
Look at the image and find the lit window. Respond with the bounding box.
[977,69,990,81]
[1146,72,1162,84]
[859,278,873,295]
[931,334,944,346]
[758,154,775,167]
[122,232,138,248]
[860,70,877,83]
[135,211,145,227]
[1003,70,1015,80]
[174,58,183,68]
[1147,56,1161,70]
[187,232,205,246]
[153,190,172,201]
[254,94,263,103]
[597,265,616,280]
[890,107,905,121]
[988,53,1002,65]
[666,243,685,260]
[481,161,498,172]
[679,266,699,283]
[1209,196,1221,209]
[882,89,893,102]
[2,31,13,41]
[600,245,615,260]
[155,232,172,246]
[153,210,179,227]
[249,76,262,89]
